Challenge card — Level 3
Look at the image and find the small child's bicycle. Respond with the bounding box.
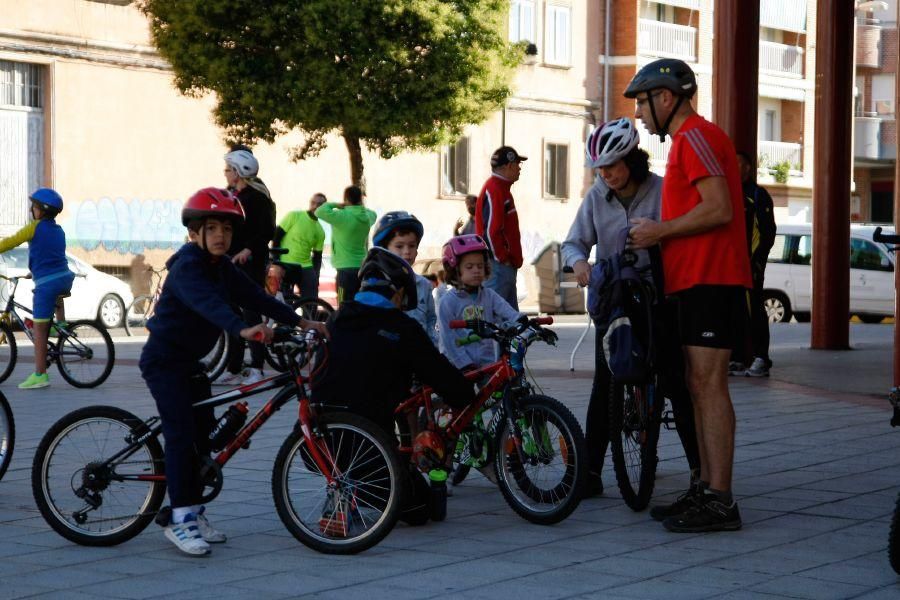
[395,317,588,524]
[31,328,411,554]
[0,274,114,388]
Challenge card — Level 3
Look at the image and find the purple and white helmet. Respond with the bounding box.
[585,118,640,168]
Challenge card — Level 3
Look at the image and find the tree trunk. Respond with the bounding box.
[343,134,365,191]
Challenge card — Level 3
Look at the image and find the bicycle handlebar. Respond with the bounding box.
[874,227,900,246]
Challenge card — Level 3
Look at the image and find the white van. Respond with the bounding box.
[764,224,896,323]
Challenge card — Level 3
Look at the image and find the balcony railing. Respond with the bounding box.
[639,130,672,166]
[854,117,896,161]
[638,19,697,62]
[758,141,803,172]
[759,41,804,77]
[655,0,700,9]
[761,0,807,33]
[856,24,882,68]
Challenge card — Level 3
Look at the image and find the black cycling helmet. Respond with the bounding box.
[624,58,697,141]
[358,247,418,311]
[372,211,424,248]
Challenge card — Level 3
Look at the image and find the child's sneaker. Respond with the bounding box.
[195,506,226,543]
[213,370,245,386]
[745,357,770,378]
[164,513,211,556]
[241,368,264,385]
[18,372,49,390]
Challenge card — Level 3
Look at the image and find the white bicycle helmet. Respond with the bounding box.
[585,118,640,168]
[224,149,259,178]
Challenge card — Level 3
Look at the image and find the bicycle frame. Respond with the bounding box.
[0,275,42,341]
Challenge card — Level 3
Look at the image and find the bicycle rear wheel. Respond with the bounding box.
[495,395,587,525]
[296,297,334,323]
[0,392,14,481]
[124,295,154,337]
[608,380,662,511]
[0,321,18,384]
[273,413,407,554]
[55,320,115,388]
[32,405,166,546]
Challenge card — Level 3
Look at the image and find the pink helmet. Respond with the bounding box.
[442,234,491,270]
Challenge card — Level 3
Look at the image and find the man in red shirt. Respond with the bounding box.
[475,146,526,310]
[626,59,751,533]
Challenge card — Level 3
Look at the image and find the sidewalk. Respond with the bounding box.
[0,322,897,599]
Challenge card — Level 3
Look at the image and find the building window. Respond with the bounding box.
[0,61,43,109]
[442,137,470,196]
[544,143,568,199]
[545,4,571,66]
[509,0,535,43]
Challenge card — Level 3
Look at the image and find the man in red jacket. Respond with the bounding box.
[475,146,526,310]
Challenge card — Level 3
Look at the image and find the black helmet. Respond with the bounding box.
[358,247,418,311]
[624,58,697,99]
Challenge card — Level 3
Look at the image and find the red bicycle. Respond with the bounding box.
[31,328,410,554]
[395,317,587,524]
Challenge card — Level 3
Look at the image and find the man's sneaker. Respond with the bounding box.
[662,498,742,533]
[241,368,264,385]
[745,357,770,378]
[649,486,705,521]
[727,361,747,376]
[18,372,50,390]
[196,506,226,543]
[164,514,211,556]
[213,371,244,386]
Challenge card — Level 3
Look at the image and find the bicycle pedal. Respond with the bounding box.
[155,505,172,527]
[661,411,677,430]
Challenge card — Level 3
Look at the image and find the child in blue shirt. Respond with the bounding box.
[139,187,326,557]
[0,188,74,389]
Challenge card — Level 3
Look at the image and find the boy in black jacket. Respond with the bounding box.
[312,247,474,436]
[140,187,325,557]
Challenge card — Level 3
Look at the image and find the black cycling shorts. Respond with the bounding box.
[671,285,749,349]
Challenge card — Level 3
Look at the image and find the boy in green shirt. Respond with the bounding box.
[272,193,327,298]
[315,185,376,305]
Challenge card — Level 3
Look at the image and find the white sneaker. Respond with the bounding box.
[164,514,211,556]
[745,357,770,378]
[241,368,264,385]
[196,506,226,543]
[213,371,245,386]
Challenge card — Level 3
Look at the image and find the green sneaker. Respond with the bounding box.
[50,321,68,337]
[19,372,50,389]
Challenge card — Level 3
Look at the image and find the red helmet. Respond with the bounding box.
[181,187,245,227]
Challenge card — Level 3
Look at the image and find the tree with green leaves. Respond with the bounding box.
[139,0,523,187]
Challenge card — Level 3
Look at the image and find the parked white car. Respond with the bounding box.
[764,224,895,323]
[0,245,134,329]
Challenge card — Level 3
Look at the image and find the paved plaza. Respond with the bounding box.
[0,319,898,599]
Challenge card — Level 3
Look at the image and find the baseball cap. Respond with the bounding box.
[490,146,528,168]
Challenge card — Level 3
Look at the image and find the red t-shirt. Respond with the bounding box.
[660,114,752,294]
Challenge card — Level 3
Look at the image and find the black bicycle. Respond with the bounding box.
[0,391,13,480]
[0,274,114,388]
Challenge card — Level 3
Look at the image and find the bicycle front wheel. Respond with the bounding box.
[0,321,18,384]
[55,320,115,388]
[495,395,587,525]
[608,380,662,511]
[202,331,229,381]
[0,392,14,481]
[124,295,154,337]
[32,406,166,546]
[273,413,407,554]
[296,297,334,323]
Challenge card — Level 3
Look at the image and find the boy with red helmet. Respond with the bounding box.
[139,187,326,557]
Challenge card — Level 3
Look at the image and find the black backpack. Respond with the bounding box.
[587,228,656,384]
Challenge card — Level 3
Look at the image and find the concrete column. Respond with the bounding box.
[811,0,855,349]
[712,0,759,160]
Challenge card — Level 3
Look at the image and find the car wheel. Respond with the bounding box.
[763,291,793,324]
[858,315,885,324]
[98,294,125,329]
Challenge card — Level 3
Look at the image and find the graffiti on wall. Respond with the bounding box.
[61,197,186,254]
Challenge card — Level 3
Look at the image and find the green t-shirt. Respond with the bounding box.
[314,202,377,269]
[278,210,325,268]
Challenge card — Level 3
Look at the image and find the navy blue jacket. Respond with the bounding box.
[144,243,300,363]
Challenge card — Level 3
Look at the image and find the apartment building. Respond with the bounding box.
[853,0,898,224]
[603,0,817,226]
[0,0,603,308]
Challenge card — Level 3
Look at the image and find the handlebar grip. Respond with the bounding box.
[449,320,468,329]
[532,317,554,325]
[455,334,482,347]
[253,332,266,342]
[562,266,574,273]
